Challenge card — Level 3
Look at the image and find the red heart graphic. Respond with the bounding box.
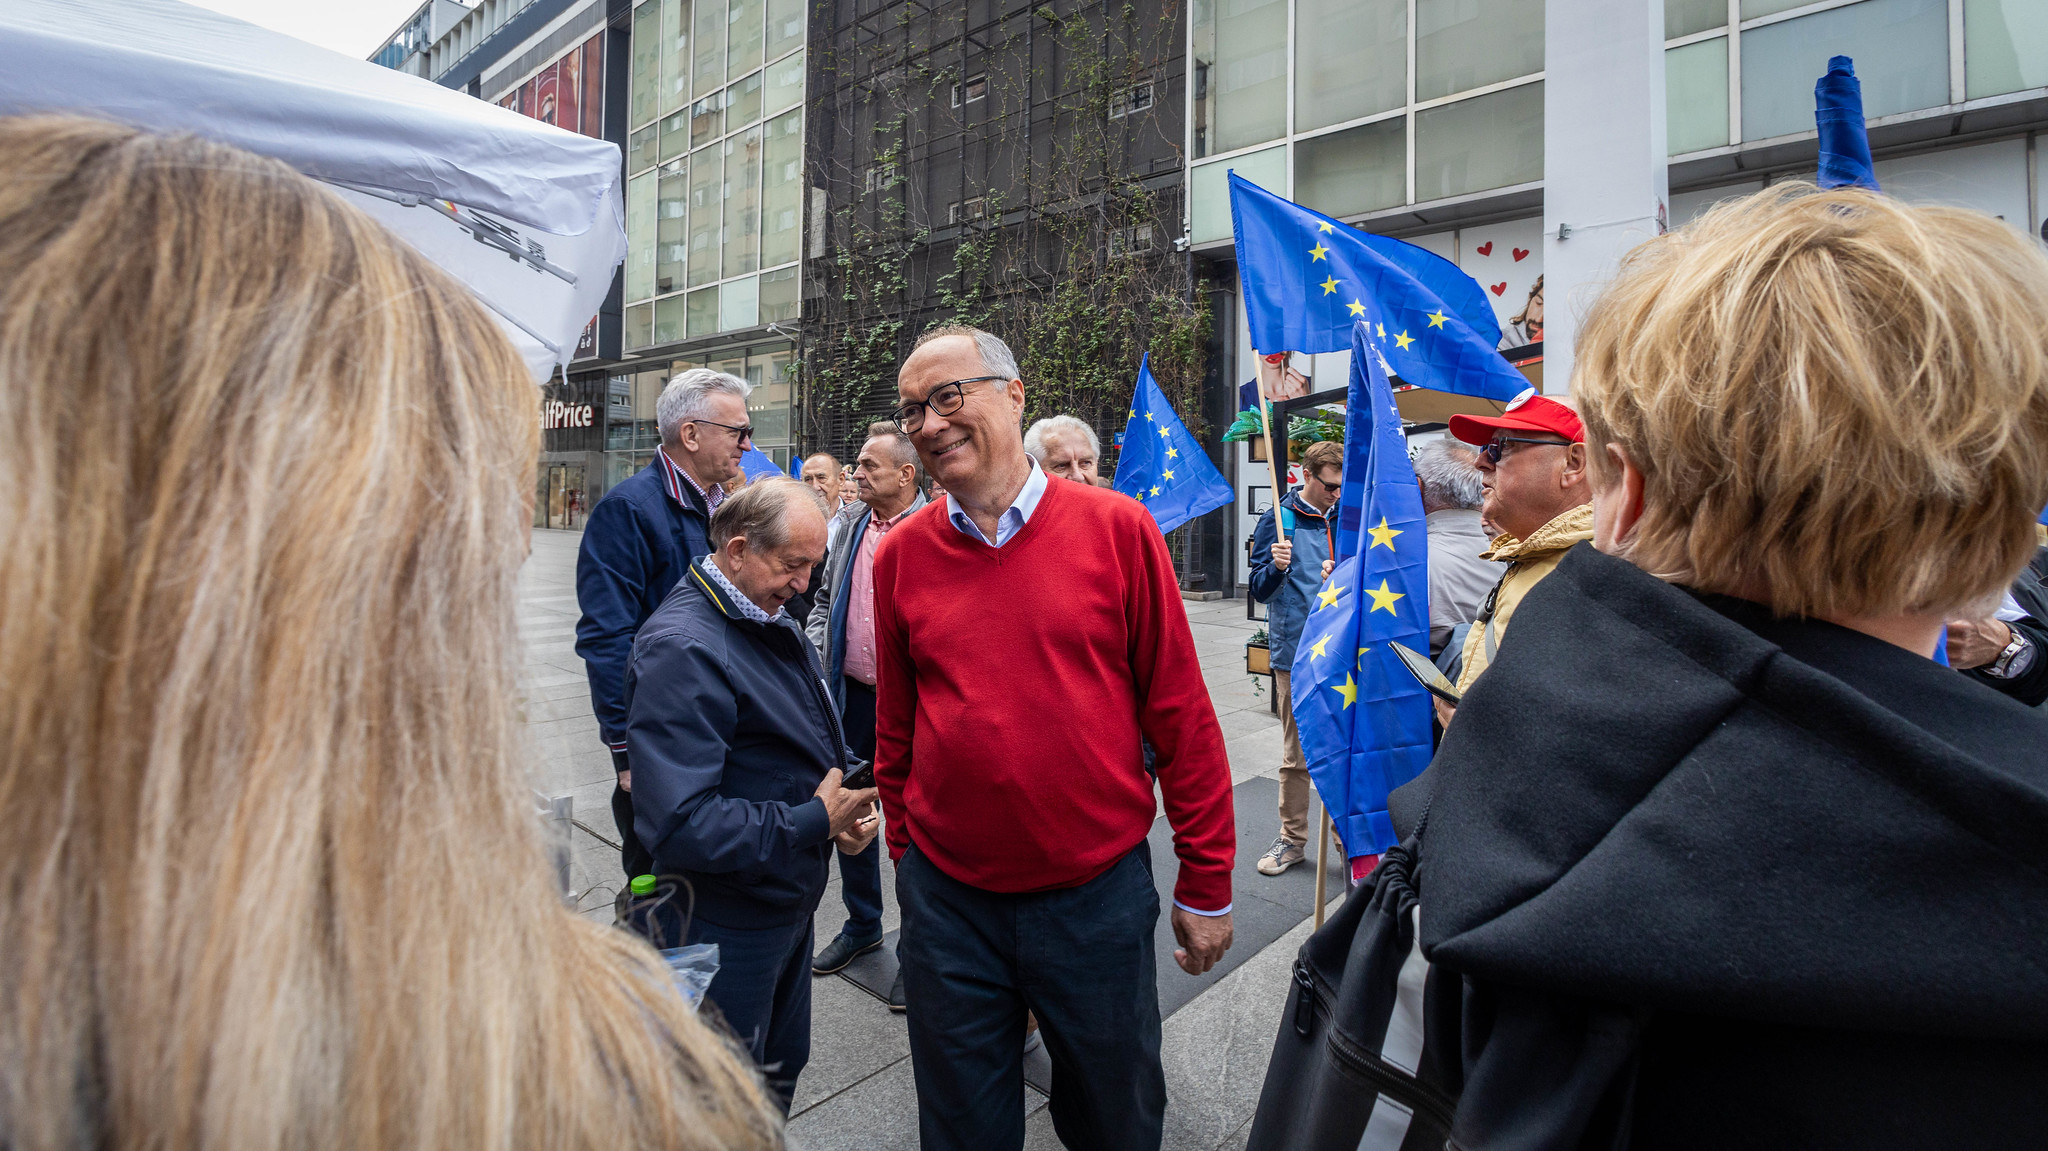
[1489,282,1507,296]
[1474,241,1494,257]
[1512,247,1529,262]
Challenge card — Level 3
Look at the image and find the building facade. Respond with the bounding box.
[1189,0,2048,585]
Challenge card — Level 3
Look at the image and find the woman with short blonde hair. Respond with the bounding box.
[0,116,778,1150]
[1383,185,2048,1147]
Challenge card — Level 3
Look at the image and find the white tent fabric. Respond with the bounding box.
[0,0,624,380]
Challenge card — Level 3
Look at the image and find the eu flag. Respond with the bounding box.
[739,445,784,482]
[1816,56,1880,192]
[1113,354,1235,534]
[1288,321,1433,858]
[1228,172,1527,403]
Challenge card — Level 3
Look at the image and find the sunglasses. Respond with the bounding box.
[1479,435,1569,465]
[890,376,1005,434]
[691,417,755,444]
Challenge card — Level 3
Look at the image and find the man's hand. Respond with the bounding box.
[1320,559,1334,581]
[1433,697,1456,730]
[1171,908,1234,976]
[1947,617,2014,669]
[835,802,880,855]
[617,769,631,793]
[815,768,881,837]
[1270,540,1293,571]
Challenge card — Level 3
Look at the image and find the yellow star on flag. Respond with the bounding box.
[1158,426,1170,438]
[1365,579,1406,614]
[1366,516,1403,550]
[1317,582,1344,610]
[1393,330,1415,351]
[1144,411,1155,421]
[1150,485,1162,497]
[1161,469,1175,480]
[1166,447,1178,458]
[1346,299,1367,317]
[1309,243,1329,262]
[1128,408,1137,418]
[1319,275,1340,295]
[1331,672,1358,709]
[1426,309,1448,329]
[1317,221,1336,233]
[1376,323,1385,340]
[1359,647,1369,658]
[1308,635,1329,660]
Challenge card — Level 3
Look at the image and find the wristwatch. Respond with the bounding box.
[1985,626,2035,679]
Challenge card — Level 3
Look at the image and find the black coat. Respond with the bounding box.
[1390,544,2048,1150]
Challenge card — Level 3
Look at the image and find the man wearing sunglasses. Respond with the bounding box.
[1444,387,1595,698]
[869,325,1235,1151]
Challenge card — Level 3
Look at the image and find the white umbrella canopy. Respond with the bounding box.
[0,0,624,380]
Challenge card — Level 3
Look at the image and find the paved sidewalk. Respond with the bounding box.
[518,528,1326,1149]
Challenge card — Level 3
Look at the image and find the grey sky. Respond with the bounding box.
[182,0,442,61]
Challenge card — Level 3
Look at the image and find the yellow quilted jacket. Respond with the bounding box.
[1454,502,1595,693]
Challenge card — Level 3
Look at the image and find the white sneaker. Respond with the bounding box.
[1256,837,1306,876]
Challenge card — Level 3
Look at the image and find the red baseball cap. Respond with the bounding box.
[1448,387,1584,446]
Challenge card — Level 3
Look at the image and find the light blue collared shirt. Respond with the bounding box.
[946,456,1049,547]
[704,555,783,625]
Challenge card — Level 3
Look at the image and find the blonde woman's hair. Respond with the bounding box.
[1573,183,2048,619]
[0,116,778,1150]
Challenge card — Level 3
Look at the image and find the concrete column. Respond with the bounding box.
[1543,0,1670,394]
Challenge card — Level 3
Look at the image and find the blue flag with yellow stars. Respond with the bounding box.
[1114,354,1235,534]
[1228,171,1527,403]
[1289,321,1433,859]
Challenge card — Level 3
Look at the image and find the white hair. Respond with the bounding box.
[1414,433,1484,510]
[914,324,1020,382]
[656,368,753,442]
[1023,414,1100,461]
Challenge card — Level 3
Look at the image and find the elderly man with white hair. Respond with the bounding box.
[576,367,757,881]
[1024,414,1109,486]
[1414,433,1506,664]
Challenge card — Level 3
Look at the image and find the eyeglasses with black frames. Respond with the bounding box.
[691,417,755,444]
[1479,435,1569,465]
[890,375,1006,434]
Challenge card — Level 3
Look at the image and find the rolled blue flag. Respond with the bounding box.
[1816,55,1880,192]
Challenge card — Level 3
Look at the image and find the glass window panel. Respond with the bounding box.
[626,170,657,302]
[656,160,688,295]
[1416,0,1544,102]
[1414,81,1544,200]
[688,145,723,287]
[630,124,659,172]
[1192,0,1287,158]
[1741,0,1948,141]
[1295,0,1406,133]
[724,126,764,277]
[630,0,661,127]
[766,48,805,114]
[659,109,690,162]
[761,109,804,268]
[653,294,687,344]
[728,0,764,77]
[1965,0,2048,99]
[625,301,654,350]
[728,70,764,129]
[691,90,724,148]
[1666,0,1726,38]
[766,0,803,59]
[659,0,687,117]
[687,286,721,336]
[1666,37,1729,154]
[1190,145,1285,244]
[1739,0,1807,17]
[694,0,727,97]
[759,265,799,323]
[1295,118,1407,217]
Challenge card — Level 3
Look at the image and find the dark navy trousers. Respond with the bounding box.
[834,677,884,940]
[686,913,817,1112]
[896,841,1166,1151]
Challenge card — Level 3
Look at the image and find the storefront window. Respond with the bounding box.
[1295,0,1406,133]
[1740,0,1947,141]
[1415,0,1543,102]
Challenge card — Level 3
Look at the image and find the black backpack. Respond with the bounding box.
[1246,828,1461,1151]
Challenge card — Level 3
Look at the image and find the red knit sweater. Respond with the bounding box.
[871,475,1236,912]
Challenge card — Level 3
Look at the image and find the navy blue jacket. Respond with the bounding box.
[575,457,713,751]
[1248,491,1332,671]
[625,557,854,928]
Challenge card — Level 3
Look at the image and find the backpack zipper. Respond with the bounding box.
[1292,958,1456,1133]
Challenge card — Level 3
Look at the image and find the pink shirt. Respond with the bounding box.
[842,503,916,685]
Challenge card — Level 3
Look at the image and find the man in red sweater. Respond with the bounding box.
[873,325,1236,1151]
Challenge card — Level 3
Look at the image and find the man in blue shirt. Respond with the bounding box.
[1246,439,1342,877]
[575,368,754,879]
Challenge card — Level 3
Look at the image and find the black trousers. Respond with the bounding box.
[896,841,1166,1151]
[611,749,654,880]
[834,678,884,939]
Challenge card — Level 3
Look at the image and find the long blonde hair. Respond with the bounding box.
[0,116,779,1150]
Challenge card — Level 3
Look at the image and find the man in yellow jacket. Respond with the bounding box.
[1447,389,1594,696]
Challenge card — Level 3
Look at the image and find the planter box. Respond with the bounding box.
[1246,639,1271,676]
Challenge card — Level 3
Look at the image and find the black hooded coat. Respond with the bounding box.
[1388,544,2048,1149]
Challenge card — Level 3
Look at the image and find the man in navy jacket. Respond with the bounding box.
[627,477,880,1109]
[575,368,755,878]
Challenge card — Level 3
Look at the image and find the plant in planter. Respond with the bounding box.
[1246,627,1272,677]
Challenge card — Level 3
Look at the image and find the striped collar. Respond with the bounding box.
[690,555,781,625]
[660,447,723,513]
